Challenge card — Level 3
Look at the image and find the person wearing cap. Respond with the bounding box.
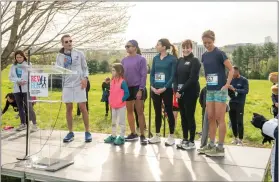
[121,40,148,145]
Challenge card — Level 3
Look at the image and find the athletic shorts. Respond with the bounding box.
[206,90,228,103]
[62,86,87,103]
[126,86,146,101]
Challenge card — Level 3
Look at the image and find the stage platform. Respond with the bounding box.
[1,130,271,181]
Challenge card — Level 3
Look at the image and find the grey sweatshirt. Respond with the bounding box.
[55,48,89,88]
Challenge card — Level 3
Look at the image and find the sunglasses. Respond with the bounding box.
[125,45,134,49]
[64,40,72,44]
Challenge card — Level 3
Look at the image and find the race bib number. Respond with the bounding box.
[178,84,183,91]
[207,74,218,86]
[155,73,165,83]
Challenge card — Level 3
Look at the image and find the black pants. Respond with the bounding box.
[105,101,109,114]
[178,95,198,142]
[229,102,244,139]
[151,88,175,134]
[77,91,89,115]
[201,107,206,129]
[14,92,36,125]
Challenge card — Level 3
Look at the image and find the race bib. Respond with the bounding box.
[178,84,183,91]
[206,74,218,86]
[155,73,165,83]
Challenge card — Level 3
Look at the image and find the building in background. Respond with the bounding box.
[265,36,273,43]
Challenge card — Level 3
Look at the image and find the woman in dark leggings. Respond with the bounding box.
[149,38,178,146]
[9,50,37,132]
[174,40,201,150]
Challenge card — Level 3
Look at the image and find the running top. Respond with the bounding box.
[150,53,177,89]
[174,52,201,95]
[121,54,147,89]
[201,47,228,91]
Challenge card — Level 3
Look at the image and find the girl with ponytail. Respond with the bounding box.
[149,38,177,146]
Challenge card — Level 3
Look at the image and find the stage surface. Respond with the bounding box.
[1,130,271,181]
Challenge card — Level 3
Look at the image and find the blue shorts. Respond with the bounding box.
[206,90,228,103]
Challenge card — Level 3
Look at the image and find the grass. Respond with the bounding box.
[1,65,275,147]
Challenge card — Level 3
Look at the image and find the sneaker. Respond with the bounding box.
[231,138,238,145]
[140,135,147,145]
[85,132,92,143]
[165,135,175,146]
[182,141,196,150]
[16,124,26,131]
[114,136,125,145]
[30,124,39,132]
[237,140,243,146]
[148,134,161,144]
[176,139,188,149]
[197,144,213,154]
[205,146,225,157]
[125,133,139,141]
[104,135,116,143]
[63,132,74,143]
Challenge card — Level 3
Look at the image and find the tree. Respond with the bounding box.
[1,1,131,70]
[99,60,110,73]
[88,60,99,75]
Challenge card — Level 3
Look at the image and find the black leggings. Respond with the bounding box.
[105,101,109,114]
[229,102,244,139]
[151,88,175,134]
[178,95,198,142]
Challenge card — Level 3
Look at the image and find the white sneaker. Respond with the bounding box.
[16,124,26,131]
[31,124,39,132]
[176,139,188,149]
[165,135,175,146]
[148,134,161,144]
[182,142,196,150]
[231,138,238,145]
[237,140,243,146]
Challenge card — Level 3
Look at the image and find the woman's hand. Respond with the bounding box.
[176,92,181,99]
[81,78,87,89]
[151,87,160,95]
[136,90,142,100]
[221,84,230,91]
[157,87,166,94]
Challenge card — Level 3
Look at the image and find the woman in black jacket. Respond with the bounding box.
[174,39,201,150]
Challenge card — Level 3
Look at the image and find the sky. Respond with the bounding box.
[124,2,277,48]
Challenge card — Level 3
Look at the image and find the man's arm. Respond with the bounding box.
[236,79,249,94]
[80,51,89,78]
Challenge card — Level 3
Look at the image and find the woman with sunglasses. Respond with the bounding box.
[121,40,148,145]
[149,38,178,146]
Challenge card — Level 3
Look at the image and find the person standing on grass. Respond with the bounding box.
[55,34,92,143]
[197,30,234,157]
[228,66,249,146]
[121,40,148,145]
[174,39,201,150]
[101,77,110,116]
[149,38,177,146]
[77,79,90,116]
[9,50,38,132]
[104,63,130,145]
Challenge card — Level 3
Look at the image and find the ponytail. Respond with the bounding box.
[170,44,178,58]
[136,46,142,55]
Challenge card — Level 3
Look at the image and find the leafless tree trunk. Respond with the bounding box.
[1,1,131,70]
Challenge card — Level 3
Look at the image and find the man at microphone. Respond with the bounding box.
[55,35,92,143]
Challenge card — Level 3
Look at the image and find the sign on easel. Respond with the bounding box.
[30,73,49,97]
